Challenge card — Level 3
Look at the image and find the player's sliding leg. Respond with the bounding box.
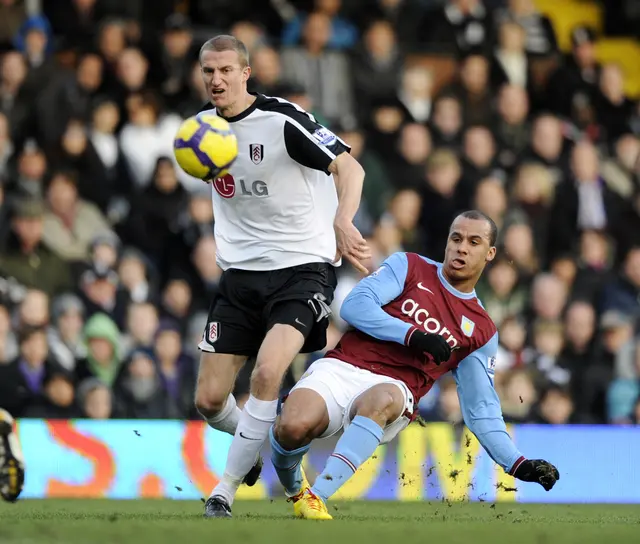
[208,323,307,515]
[310,383,407,505]
[270,388,330,498]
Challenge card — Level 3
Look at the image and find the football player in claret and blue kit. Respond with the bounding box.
[269,210,560,520]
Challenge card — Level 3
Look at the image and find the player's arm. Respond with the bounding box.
[452,335,560,491]
[282,114,369,273]
[340,252,413,344]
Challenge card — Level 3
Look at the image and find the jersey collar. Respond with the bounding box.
[217,92,263,123]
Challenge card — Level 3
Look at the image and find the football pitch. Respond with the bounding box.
[2,500,640,544]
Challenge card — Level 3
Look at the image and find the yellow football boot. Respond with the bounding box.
[292,489,333,520]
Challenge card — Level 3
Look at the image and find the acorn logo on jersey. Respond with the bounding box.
[400,299,460,348]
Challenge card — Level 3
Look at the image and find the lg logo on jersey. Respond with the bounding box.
[400,298,460,349]
[213,174,269,199]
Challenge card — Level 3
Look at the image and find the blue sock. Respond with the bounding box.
[311,416,384,502]
[269,425,310,496]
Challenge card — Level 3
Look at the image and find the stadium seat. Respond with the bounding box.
[533,0,603,52]
[595,38,640,99]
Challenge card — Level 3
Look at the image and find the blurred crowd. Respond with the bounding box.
[0,0,639,427]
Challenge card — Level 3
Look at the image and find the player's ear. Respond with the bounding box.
[486,246,497,263]
[242,65,251,83]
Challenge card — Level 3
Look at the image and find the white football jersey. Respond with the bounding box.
[199,93,351,272]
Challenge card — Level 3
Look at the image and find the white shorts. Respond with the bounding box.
[289,357,414,445]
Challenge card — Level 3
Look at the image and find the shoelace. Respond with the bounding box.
[304,491,325,512]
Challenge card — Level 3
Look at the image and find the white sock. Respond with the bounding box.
[206,394,241,435]
[210,395,278,505]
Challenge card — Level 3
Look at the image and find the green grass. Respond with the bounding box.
[1,499,639,544]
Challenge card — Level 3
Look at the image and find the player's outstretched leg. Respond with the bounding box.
[0,409,25,503]
[270,387,331,513]
[207,324,306,517]
[310,383,406,506]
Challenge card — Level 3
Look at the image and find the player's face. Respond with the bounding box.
[443,217,496,283]
[200,49,251,111]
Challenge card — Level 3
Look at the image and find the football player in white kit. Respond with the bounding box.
[193,35,369,518]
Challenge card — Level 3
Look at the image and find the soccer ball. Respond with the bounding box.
[173,113,238,180]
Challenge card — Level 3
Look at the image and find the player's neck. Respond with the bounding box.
[441,269,478,295]
[217,92,256,119]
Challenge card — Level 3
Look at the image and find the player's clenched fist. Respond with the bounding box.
[334,219,371,275]
[407,331,452,364]
[511,459,560,491]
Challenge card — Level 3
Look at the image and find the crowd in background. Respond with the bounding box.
[0,0,639,428]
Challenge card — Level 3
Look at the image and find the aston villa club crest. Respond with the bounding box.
[250,143,264,165]
[461,316,475,337]
[208,322,219,343]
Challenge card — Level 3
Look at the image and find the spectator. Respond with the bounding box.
[417,0,493,55]
[280,11,355,127]
[494,0,557,57]
[473,176,507,233]
[248,46,283,95]
[495,84,530,168]
[0,325,73,417]
[596,63,637,144]
[153,319,197,419]
[151,14,197,110]
[36,52,105,148]
[121,301,158,356]
[398,65,434,124]
[113,348,179,419]
[78,264,127,326]
[351,19,402,121]
[75,312,122,387]
[41,169,115,263]
[429,94,463,151]
[533,385,576,424]
[601,246,640,320]
[419,149,468,260]
[547,25,601,119]
[281,0,358,50]
[122,157,188,266]
[47,293,86,371]
[335,124,393,222]
[391,123,432,190]
[119,91,183,190]
[500,368,537,422]
[441,53,494,127]
[0,198,72,297]
[0,0,27,52]
[77,377,113,419]
[477,255,528,328]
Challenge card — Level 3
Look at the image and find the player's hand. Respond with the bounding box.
[408,331,452,365]
[334,218,371,275]
[512,459,559,491]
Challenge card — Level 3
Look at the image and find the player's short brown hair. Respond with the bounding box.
[199,35,249,67]
[455,210,499,247]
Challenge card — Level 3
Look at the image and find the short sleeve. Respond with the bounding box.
[282,113,351,174]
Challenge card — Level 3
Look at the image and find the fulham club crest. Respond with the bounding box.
[250,144,264,165]
[208,322,219,343]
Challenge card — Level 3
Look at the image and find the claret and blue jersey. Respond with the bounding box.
[326,251,523,473]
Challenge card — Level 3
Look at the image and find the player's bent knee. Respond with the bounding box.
[274,416,316,449]
[354,389,403,426]
[194,387,228,417]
